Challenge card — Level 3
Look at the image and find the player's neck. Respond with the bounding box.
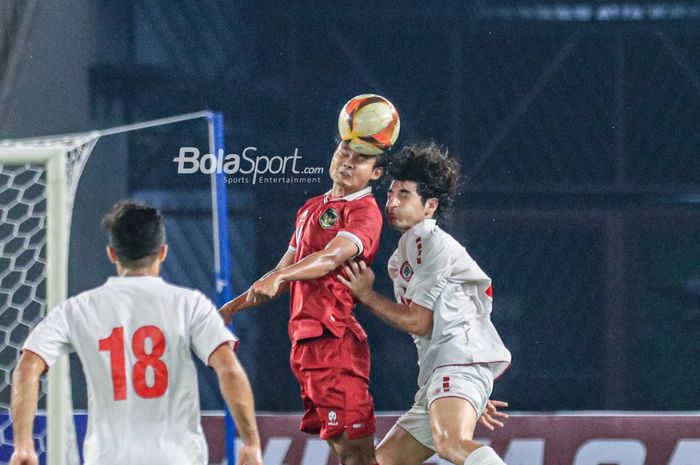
[116,264,161,277]
[329,184,367,199]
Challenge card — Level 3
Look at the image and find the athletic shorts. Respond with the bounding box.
[290,328,376,440]
[396,364,494,451]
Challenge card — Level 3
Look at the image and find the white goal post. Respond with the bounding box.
[0,146,76,465]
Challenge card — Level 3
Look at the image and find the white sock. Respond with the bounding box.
[463,446,506,465]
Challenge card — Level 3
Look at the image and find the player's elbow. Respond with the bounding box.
[214,358,247,384]
[316,251,346,273]
[13,352,46,385]
[410,311,434,337]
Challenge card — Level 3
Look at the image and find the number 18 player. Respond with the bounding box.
[10,201,262,465]
[340,143,512,465]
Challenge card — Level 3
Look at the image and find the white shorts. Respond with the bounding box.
[395,364,494,451]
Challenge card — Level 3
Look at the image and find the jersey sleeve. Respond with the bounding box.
[288,229,297,254]
[337,201,383,260]
[404,235,451,310]
[189,293,237,365]
[22,303,73,368]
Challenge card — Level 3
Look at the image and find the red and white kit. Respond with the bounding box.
[287,186,382,440]
[388,219,511,450]
[23,276,236,465]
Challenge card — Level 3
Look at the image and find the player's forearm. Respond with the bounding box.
[220,280,290,319]
[219,366,261,447]
[361,291,431,336]
[276,250,342,283]
[10,361,41,450]
[221,291,262,315]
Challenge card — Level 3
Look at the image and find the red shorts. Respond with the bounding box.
[290,328,376,440]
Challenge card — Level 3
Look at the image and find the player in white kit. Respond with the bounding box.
[339,143,511,465]
[10,201,263,465]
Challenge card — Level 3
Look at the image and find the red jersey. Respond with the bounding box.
[287,186,382,342]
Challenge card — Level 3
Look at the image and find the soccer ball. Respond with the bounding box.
[338,94,400,156]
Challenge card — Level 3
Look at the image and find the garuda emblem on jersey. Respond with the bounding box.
[319,208,339,229]
[400,261,413,281]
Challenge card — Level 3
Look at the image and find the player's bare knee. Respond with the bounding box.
[432,433,454,462]
[434,434,480,463]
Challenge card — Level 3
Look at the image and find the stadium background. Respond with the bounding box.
[2,0,700,421]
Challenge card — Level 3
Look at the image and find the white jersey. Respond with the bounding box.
[23,276,236,465]
[388,219,511,386]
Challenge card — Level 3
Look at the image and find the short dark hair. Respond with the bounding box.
[102,201,166,268]
[387,142,461,222]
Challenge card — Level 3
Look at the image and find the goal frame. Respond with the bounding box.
[0,111,234,464]
[0,146,71,465]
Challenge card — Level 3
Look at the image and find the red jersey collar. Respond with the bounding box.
[323,186,372,203]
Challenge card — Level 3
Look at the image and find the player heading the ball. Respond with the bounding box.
[219,94,400,465]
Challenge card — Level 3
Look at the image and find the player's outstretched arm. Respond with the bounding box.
[209,345,263,465]
[248,235,358,301]
[219,250,296,324]
[10,352,46,465]
[339,260,434,337]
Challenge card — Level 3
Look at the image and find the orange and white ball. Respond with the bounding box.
[338,94,400,156]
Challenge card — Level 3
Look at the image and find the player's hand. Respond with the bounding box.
[9,450,39,465]
[478,400,509,431]
[236,444,263,465]
[248,272,281,303]
[338,260,375,302]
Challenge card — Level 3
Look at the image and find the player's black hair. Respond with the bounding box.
[102,201,166,269]
[387,142,461,222]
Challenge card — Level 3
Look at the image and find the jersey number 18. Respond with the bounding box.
[99,326,169,401]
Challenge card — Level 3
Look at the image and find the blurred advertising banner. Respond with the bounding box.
[1,413,697,464]
[202,413,700,465]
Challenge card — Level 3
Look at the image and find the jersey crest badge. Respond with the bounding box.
[319,208,339,229]
[400,261,413,281]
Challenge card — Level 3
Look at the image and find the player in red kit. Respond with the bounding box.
[220,140,385,465]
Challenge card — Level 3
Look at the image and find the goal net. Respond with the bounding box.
[0,112,232,465]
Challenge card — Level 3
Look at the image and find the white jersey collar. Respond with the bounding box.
[405,218,437,236]
[324,186,372,203]
[107,276,164,283]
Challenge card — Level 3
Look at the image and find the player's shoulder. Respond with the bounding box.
[62,280,117,309]
[403,220,463,257]
[359,192,381,210]
[99,277,210,303]
[300,193,325,209]
[155,280,211,302]
[404,219,441,245]
[344,191,381,215]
